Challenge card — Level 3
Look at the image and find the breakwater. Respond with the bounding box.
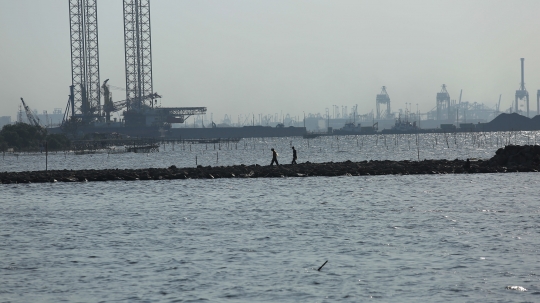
[1,145,539,184]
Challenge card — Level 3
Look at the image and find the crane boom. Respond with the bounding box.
[20,98,42,127]
[102,79,161,122]
[107,93,161,114]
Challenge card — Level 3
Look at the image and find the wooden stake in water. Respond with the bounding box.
[416,133,420,161]
[45,141,48,171]
[318,260,328,271]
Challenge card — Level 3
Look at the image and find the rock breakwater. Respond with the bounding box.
[1,145,539,184]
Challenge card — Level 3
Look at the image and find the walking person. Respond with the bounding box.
[270,148,279,166]
[291,146,297,164]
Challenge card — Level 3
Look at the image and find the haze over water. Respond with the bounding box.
[2,132,540,302]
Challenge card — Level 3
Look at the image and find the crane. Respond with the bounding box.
[102,79,161,122]
[20,98,42,128]
[109,93,161,113]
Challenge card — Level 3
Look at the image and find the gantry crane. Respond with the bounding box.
[515,58,529,117]
[436,84,451,120]
[376,86,391,119]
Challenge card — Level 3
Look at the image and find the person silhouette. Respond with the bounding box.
[270,148,279,166]
[291,146,297,164]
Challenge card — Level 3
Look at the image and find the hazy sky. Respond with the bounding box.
[1,0,540,122]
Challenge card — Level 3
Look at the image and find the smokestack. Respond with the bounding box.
[521,58,525,90]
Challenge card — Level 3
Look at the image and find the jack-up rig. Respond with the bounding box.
[62,0,206,133]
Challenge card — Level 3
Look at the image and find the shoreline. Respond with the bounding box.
[2,145,539,184]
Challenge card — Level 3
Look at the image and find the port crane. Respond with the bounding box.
[20,98,42,128]
[496,94,502,113]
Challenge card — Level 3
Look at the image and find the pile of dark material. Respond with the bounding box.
[490,145,540,166]
[1,145,539,184]
[483,113,540,131]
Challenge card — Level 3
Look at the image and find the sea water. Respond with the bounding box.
[1,133,540,302]
[0,131,538,172]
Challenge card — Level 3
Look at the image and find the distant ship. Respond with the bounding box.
[335,122,362,134]
[382,115,419,133]
[332,122,377,135]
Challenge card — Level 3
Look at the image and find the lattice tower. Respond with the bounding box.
[69,0,101,120]
[124,0,154,111]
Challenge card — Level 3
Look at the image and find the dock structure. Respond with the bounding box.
[71,138,159,154]
[70,137,242,154]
